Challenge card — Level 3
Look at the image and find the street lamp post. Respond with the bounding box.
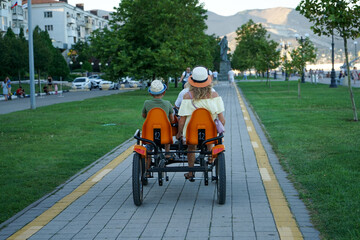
[295,33,309,83]
[329,30,337,88]
[69,61,73,73]
[91,62,94,75]
[280,42,291,81]
[99,63,102,73]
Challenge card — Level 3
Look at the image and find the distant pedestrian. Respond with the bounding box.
[212,70,218,81]
[47,76,53,92]
[6,77,11,100]
[54,83,58,95]
[243,71,247,80]
[228,69,235,84]
[351,67,359,85]
[179,67,191,89]
[2,79,8,101]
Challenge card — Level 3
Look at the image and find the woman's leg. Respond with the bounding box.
[186,145,196,178]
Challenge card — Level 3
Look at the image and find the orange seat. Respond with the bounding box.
[142,108,173,145]
[186,108,217,145]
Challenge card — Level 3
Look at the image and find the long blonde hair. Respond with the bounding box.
[190,84,213,100]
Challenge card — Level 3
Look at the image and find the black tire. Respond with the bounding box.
[132,153,143,206]
[141,157,148,186]
[215,152,226,204]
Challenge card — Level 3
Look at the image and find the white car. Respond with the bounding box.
[99,80,119,90]
[88,75,102,89]
[129,80,142,88]
[72,77,92,90]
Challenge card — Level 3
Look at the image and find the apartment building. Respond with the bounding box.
[0,0,28,35]
[23,0,109,50]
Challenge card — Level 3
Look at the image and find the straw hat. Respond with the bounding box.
[148,80,167,95]
[188,66,212,88]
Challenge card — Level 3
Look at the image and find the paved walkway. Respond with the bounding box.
[0,89,135,115]
[0,83,319,240]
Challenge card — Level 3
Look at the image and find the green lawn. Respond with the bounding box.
[0,86,179,224]
[239,81,360,240]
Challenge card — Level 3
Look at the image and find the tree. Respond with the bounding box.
[288,37,317,97]
[107,0,213,82]
[33,26,52,91]
[296,0,360,121]
[256,39,281,87]
[232,19,280,79]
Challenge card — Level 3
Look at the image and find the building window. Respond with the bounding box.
[44,11,53,18]
[45,25,53,31]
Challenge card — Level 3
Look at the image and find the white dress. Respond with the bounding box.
[2,82,8,95]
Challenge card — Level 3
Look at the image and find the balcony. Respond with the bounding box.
[85,22,92,29]
[67,17,76,24]
[12,13,24,21]
[67,28,77,37]
[0,9,8,17]
[76,19,85,26]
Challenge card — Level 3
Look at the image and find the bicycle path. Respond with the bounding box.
[0,89,135,115]
[0,83,319,240]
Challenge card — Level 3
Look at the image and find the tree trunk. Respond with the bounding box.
[344,38,358,121]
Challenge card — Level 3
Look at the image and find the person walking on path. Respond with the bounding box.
[351,67,359,85]
[179,67,191,89]
[6,77,11,100]
[176,66,225,181]
[243,71,247,80]
[2,79,8,101]
[228,69,235,84]
[212,70,218,82]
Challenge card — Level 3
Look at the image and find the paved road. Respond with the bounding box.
[0,89,135,115]
[0,83,319,240]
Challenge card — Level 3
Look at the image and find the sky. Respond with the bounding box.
[67,0,301,16]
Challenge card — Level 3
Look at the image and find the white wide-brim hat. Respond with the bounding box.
[188,66,212,88]
[148,80,167,95]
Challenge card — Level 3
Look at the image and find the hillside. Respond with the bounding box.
[205,7,355,60]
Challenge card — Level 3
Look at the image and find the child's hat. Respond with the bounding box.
[148,80,167,95]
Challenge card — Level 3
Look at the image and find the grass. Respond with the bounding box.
[238,81,360,240]
[0,85,179,224]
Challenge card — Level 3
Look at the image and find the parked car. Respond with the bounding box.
[88,75,102,89]
[99,80,119,90]
[129,80,142,88]
[72,77,92,90]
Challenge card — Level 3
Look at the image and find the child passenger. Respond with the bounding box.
[142,80,175,171]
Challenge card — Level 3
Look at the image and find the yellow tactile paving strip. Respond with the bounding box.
[8,145,134,240]
[234,84,303,240]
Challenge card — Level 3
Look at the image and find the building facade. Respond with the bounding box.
[0,0,28,35]
[23,0,109,50]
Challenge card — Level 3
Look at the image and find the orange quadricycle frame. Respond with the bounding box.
[132,108,226,206]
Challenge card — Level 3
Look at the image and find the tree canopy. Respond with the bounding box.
[89,0,216,81]
[231,19,280,74]
[297,0,360,121]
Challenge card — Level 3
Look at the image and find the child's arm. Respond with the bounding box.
[169,113,174,123]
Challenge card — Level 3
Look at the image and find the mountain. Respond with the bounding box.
[205,7,355,60]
